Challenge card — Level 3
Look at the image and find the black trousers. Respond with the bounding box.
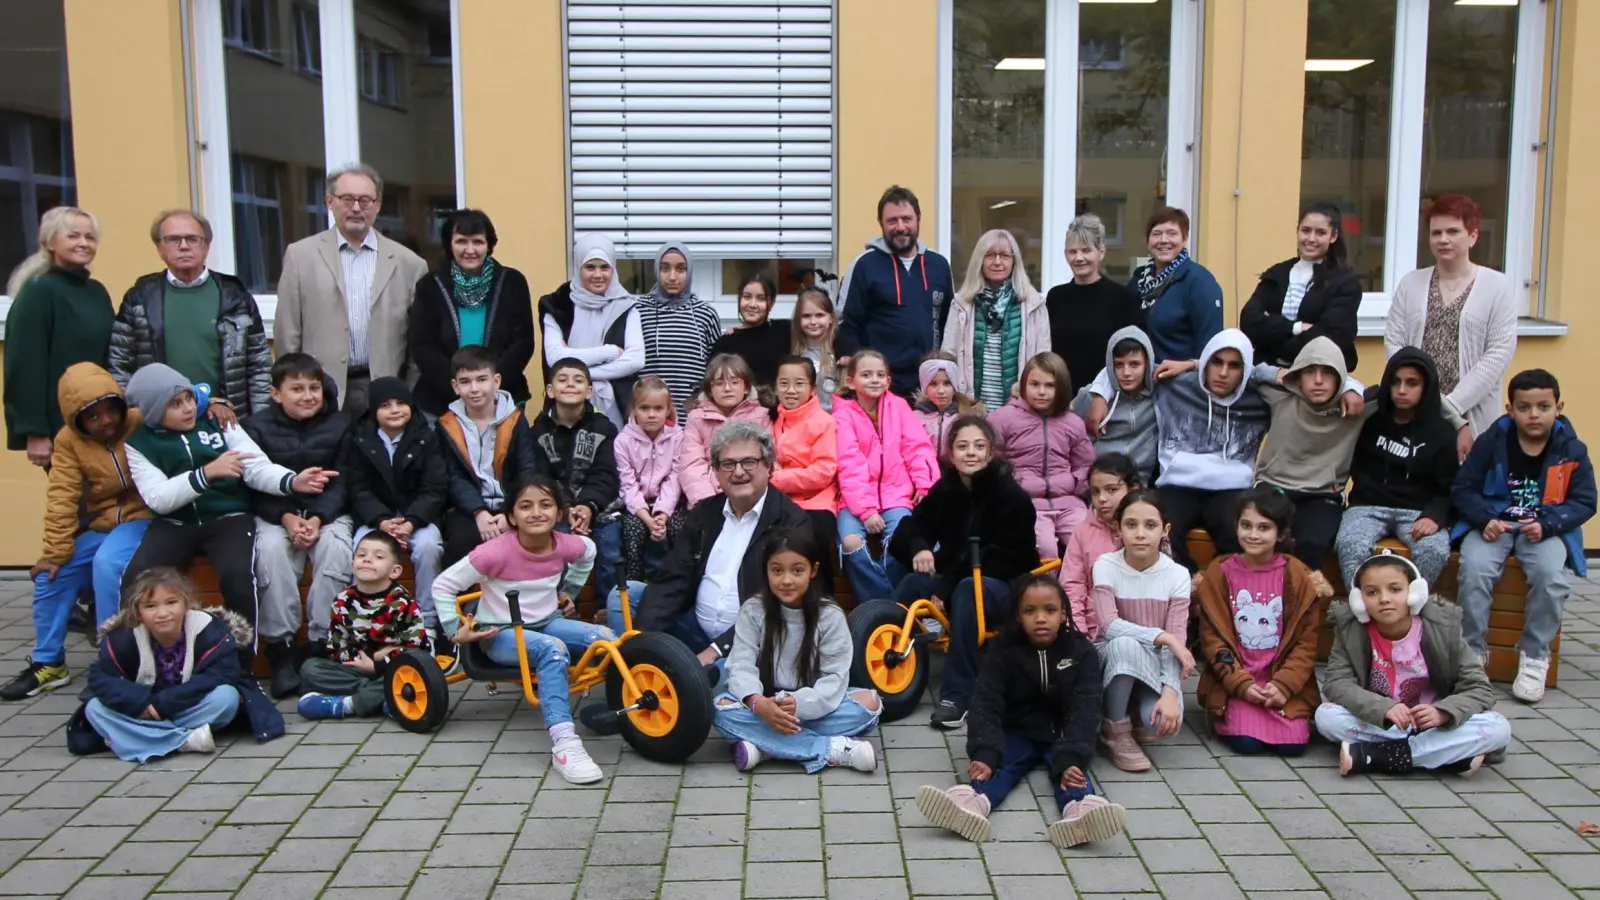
[806,508,838,589]
[443,508,487,570]
[1276,487,1345,571]
[122,516,259,647]
[1160,486,1244,573]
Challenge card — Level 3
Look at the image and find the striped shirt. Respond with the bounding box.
[338,229,380,369]
[1281,259,1316,323]
[636,295,724,417]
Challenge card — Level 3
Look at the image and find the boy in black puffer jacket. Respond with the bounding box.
[243,353,352,698]
[530,358,623,606]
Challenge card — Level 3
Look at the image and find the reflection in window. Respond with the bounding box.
[1076,0,1169,283]
[294,3,321,76]
[720,259,824,297]
[359,37,404,107]
[232,156,286,294]
[950,0,1045,285]
[0,0,74,286]
[224,0,277,55]
[1418,0,1515,272]
[614,260,654,296]
[1301,0,1394,292]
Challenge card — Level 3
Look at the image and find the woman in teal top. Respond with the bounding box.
[408,209,536,416]
[3,206,115,466]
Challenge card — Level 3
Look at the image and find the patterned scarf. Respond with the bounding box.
[451,257,497,310]
[971,280,1021,405]
[1133,248,1189,309]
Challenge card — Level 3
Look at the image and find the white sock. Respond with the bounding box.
[341,696,355,715]
[550,722,576,744]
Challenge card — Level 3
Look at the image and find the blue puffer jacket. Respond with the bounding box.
[1451,415,1595,576]
[1130,257,1224,364]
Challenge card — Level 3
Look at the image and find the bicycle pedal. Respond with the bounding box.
[911,630,941,647]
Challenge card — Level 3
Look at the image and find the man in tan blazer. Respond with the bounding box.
[273,162,427,417]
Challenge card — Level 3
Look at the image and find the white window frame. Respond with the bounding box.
[936,0,1202,290]
[293,2,321,77]
[222,0,278,60]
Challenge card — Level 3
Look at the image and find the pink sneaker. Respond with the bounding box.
[1100,720,1152,772]
[1049,794,1128,848]
[915,784,992,842]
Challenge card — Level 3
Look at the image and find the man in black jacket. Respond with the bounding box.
[243,354,352,698]
[109,210,272,422]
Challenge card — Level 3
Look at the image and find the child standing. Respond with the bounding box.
[436,475,613,784]
[531,358,624,605]
[1091,490,1195,770]
[791,286,840,411]
[1060,453,1142,641]
[772,356,839,583]
[615,376,685,582]
[1196,489,1326,757]
[679,354,770,506]
[76,569,284,762]
[714,530,880,773]
[835,349,940,602]
[3,363,151,701]
[1453,369,1595,702]
[913,352,979,454]
[915,576,1127,848]
[298,531,428,719]
[990,352,1094,561]
[1074,327,1158,484]
[1316,554,1511,776]
[437,345,542,568]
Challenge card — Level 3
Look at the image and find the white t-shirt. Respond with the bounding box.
[695,494,768,640]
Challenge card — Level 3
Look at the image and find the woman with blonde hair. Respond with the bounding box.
[941,229,1049,410]
[3,206,115,467]
[1045,214,1141,394]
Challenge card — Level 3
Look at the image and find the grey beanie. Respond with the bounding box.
[126,363,195,428]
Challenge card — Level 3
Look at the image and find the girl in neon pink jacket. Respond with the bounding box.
[1060,453,1144,640]
[616,377,685,580]
[989,352,1095,562]
[678,354,771,506]
[833,350,939,601]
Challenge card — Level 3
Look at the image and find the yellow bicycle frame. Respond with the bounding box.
[886,558,1063,658]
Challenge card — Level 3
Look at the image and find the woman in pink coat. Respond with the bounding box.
[616,376,685,581]
[833,349,938,601]
[677,354,771,506]
[1060,453,1144,639]
[989,352,1095,561]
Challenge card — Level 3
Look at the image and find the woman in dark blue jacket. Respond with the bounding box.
[1128,207,1223,364]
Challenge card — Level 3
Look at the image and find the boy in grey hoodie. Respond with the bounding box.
[1073,326,1157,483]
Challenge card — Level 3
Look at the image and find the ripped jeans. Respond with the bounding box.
[483,617,615,729]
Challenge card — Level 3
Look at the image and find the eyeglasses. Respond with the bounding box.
[333,194,379,209]
[714,457,767,473]
[160,235,208,248]
[983,251,1014,262]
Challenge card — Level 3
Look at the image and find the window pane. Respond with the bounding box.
[1418,0,1515,272]
[720,259,823,297]
[358,0,455,265]
[225,0,324,292]
[1302,0,1394,292]
[1076,0,1170,284]
[951,0,1046,285]
[0,0,74,286]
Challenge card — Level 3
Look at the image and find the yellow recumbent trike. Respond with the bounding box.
[383,583,714,762]
[847,537,1062,722]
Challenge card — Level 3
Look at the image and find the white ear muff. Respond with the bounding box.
[1349,550,1428,623]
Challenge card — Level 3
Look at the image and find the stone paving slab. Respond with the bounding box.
[0,577,1599,897]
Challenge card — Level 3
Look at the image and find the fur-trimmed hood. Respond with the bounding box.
[101,604,254,648]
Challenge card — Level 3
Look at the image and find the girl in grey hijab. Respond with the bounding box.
[636,240,722,416]
[537,233,644,426]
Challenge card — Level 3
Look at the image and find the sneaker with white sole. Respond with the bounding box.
[1048,795,1128,848]
[731,740,764,772]
[915,784,992,842]
[552,737,604,784]
[826,736,877,772]
[1512,653,1550,703]
[0,658,71,702]
[179,724,215,754]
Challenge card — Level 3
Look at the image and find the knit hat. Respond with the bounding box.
[125,363,195,429]
[367,376,415,413]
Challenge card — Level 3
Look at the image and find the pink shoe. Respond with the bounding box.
[1049,794,1127,848]
[915,784,992,842]
[1100,720,1152,772]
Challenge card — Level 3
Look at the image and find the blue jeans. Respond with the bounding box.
[606,581,717,654]
[85,684,239,763]
[837,507,911,602]
[483,617,615,729]
[557,518,622,614]
[893,573,1011,706]
[354,524,444,627]
[714,693,881,773]
[33,520,151,663]
[973,731,1097,812]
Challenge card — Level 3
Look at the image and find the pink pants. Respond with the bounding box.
[1033,506,1089,561]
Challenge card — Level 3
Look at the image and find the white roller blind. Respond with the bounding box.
[567,0,836,258]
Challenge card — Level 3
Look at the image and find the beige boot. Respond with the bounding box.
[1049,794,1128,848]
[915,784,992,842]
[1100,719,1152,772]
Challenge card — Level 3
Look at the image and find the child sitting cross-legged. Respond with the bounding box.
[1316,553,1511,776]
[915,576,1127,848]
[435,474,614,784]
[297,530,428,720]
[714,529,881,773]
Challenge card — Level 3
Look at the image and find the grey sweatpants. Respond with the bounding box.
[1335,506,1450,588]
[1457,528,1570,659]
[300,657,386,716]
[254,515,355,643]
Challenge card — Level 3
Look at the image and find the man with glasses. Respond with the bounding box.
[109,210,271,422]
[274,163,426,418]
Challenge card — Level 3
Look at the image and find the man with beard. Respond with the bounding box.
[836,186,955,396]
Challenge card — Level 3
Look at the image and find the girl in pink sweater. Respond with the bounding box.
[913,351,982,454]
[1061,453,1143,640]
[615,376,684,581]
[833,350,939,602]
[989,352,1095,561]
[678,353,771,505]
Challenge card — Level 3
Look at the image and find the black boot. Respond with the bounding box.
[1343,739,1414,775]
[265,640,301,699]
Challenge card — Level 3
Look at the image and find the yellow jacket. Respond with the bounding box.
[41,363,150,564]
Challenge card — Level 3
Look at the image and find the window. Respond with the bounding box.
[0,0,75,287]
[359,36,404,107]
[224,0,276,56]
[231,155,287,292]
[294,3,321,75]
[303,167,325,238]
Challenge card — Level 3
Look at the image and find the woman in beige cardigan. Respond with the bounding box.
[941,228,1049,408]
[1384,194,1518,446]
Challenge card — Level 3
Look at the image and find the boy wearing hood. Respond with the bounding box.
[531,358,623,604]
[438,345,542,569]
[2,364,154,701]
[1072,326,1158,483]
[242,353,355,698]
[1335,348,1461,587]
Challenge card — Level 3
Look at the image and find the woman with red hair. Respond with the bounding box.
[1384,194,1517,443]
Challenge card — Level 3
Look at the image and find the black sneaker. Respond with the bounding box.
[0,659,71,701]
[930,699,967,730]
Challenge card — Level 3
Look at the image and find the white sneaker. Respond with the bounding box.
[731,740,764,772]
[1512,654,1550,703]
[552,737,604,784]
[827,737,877,772]
[179,724,215,754]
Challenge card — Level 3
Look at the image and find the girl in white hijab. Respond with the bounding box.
[537,233,645,425]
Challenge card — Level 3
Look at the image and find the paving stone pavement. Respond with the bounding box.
[1,575,1600,898]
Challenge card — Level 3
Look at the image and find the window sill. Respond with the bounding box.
[1355,316,1569,339]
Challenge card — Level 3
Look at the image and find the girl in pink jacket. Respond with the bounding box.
[912,352,982,455]
[1061,453,1143,640]
[990,352,1096,562]
[833,349,939,601]
[678,353,771,506]
[616,376,685,581]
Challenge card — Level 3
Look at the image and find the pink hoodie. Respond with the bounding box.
[988,397,1094,515]
[1061,514,1120,640]
[615,418,684,516]
[678,396,771,505]
[833,392,938,519]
